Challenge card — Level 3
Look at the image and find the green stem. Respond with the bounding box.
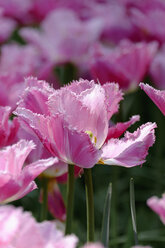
[101,183,112,248]
[40,177,48,221]
[65,164,75,235]
[111,167,118,248]
[130,178,138,246]
[84,168,95,242]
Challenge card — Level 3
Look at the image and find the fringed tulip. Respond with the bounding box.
[0,205,78,248]
[0,10,16,43]
[20,9,103,65]
[140,83,165,116]
[0,0,33,24]
[149,45,165,89]
[15,77,156,169]
[0,44,58,109]
[130,3,165,43]
[0,139,56,203]
[90,41,157,90]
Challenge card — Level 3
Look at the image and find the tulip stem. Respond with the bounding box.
[130,178,138,246]
[65,164,75,235]
[84,168,95,242]
[40,177,48,221]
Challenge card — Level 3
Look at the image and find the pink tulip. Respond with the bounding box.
[140,83,165,116]
[0,0,33,24]
[149,44,165,89]
[147,194,165,225]
[0,44,57,109]
[15,77,156,169]
[0,205,78,248]
[20,9,103,65]
[130,2,165,43]
[42,179,66,221]
[0,10,16,43]
[0,139,56,203]
[90,41,157,90]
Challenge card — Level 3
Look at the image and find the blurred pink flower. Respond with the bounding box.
[0,205,78,248]
[149,44,165,89]
[0,9,16,43]
[20,9,103,65]
[130,2,165,43]
[0,139,56,203]
[45,179,66,222]
[0,106,19,147]
[147,194,165,224]
[0,44,57,109]
[0,0,33,24]
[140,83,165,116]
[90,41,157,90]
[97,2,137,44]
[15,77,156,169]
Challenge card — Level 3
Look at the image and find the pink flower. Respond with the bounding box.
[140,83,165,116]
[90,41,157,90]
[130,2,165,43]
[14,77,156,169]
[0,139,56,203]
[147,194,165,224]
[0,44,57,109]
[149,44,165,89]
[0,205,78,248]
[0,0,33,24]
[41,179,66,221]
[20,9,103,65]
[0,106,19,147]
[0,10,16,43]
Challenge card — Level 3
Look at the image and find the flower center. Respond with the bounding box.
[85,131,97,145]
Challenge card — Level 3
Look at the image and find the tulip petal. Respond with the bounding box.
[101,122,156,167]
[106,115,140,142]
[147,195,165,225]
[103,83,123,119]
[0,140,35,174]
[140,83,165,116]
[14,108,101,168]
[48,82,108,148]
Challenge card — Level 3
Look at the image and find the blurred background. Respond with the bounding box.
[1,0,165,247]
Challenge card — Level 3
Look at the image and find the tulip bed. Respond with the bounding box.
[1,1,165,248]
